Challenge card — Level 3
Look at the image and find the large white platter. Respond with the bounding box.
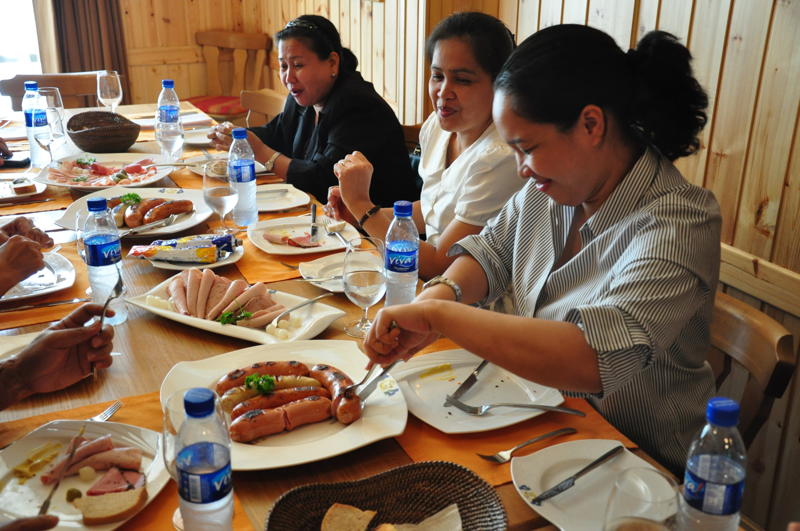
[298,252,345,293]
[126,273,345,344]
[511,439,656,531]
[0,180,47,202]
[247,215,359,256]
[0,252,75,303]
[55,186,212,237]
[391,349,565,434]
[159,340,407,470]
[256,184,310,212]
[33,153,172,191]
[0,420,170,530]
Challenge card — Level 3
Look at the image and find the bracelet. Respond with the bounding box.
[422,275,463,302]
[358,205,381,228]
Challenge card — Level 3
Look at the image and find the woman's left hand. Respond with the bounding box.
[333,151,374,208]
[209,122,234,151]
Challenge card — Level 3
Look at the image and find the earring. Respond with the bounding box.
[331,73,337,78]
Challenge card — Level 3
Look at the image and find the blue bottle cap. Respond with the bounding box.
[393,200,412,217]
[232,128,247,140]
[706,396,740,427]
[161,79,174,89]
[24,81,38,91]
[86,198,107,212]
[184,388,215,418]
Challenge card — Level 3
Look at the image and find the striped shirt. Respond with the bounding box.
[454,147,721,472]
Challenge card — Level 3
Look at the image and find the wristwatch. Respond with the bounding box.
[264,151,281,172]
[422,275,462,302]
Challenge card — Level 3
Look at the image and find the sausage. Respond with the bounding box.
[229,396,332,443]
[219,375,322,412]
[230,386,332,420]
[214,360,310,395]
[167,276,189,315]
[309,364,362,425]
[142,199,193,224]
[185,268,202,318]
[124,198,166,227]
[107,196,123,209]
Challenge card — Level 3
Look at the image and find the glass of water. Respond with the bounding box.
[97,70,123,113]
[343,236,386,338]
[203,161,238,234]
[604,467,679,531]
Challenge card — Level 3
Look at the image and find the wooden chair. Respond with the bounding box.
[0,72,101,111]
[709,291,796,447]
[240,88,286,127]
[187,30,272,122]
[402,123,423,193]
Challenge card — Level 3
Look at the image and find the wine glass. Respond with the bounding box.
[33,107,66,166]
[604,467,679,531]
[343,236,386,338]
[97,70,123,113]
[203,161,238,234]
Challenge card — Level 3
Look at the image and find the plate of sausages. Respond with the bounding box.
[159,340,408,470]
[55,185,213,237]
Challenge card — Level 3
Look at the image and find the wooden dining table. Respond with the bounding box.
[0,103,668,531]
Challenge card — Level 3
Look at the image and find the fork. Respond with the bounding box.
[91,271,125,379]
[278,260,299,270]
[477,427,576,463]
[87,400,123,422]
[321,217,349,246]
[445,395,586,417]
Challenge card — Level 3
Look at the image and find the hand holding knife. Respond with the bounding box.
[310,203,319,243]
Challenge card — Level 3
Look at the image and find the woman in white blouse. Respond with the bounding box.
[325,12,523,280]
[363,24,719,473]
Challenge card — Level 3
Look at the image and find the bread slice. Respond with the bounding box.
[74,486,148,526]
[321,503,376,531]
[12,178,36,194]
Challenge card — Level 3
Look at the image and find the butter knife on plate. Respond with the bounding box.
[0,297,91,313]
[529,445,624,505]
[444,359,489,406]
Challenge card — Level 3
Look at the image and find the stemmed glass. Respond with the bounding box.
[203,161,238,234]
[604,467,679,530]
[33,87,66,166]
[97,70,123,113]
[342,236,386,338]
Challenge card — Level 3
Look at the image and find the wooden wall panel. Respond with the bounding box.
[516,0,540,41]
[562,0,587,25]
[586,0,635,48]
[538,0,562,28]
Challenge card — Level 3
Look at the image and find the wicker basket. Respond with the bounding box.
[66,111,140,153]
[265,461,507,530]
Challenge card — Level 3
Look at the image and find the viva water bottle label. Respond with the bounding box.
[386,241,418,273]
[176,443,233,503]
[24,109,47,127]
[229,160,255,183]
[83,235,121,266]
[158,105,179,123]
[683,467,744,515]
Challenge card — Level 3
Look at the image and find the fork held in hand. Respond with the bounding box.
[91,270,125,379]
[445,396,586,417]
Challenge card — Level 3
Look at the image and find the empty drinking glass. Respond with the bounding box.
[203,161,238,234]
[604,467,679,531]
[97,70,123,113]
[343,236,386,338]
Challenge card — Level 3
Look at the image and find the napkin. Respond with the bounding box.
[131,112,214,130]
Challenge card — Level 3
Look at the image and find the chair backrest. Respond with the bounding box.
[240,88,286,127]
[401,123,423,193]
[196,30,271,98]
[708,291,796,447]
[0,72,101,111]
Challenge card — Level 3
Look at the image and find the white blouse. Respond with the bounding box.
[417,113,522,246]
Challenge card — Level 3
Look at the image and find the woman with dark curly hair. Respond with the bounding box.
[364,24,720,473]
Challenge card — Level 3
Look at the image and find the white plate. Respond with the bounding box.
[33,153,172,191]
[0,420,170,530]
[183,154,268,175]
[298,252,345,292]
[511,439,655,531]
[248,215,359,256]
[0,181,47,201]
[126,273,345,344]
[55,186,212,237]
[159,340,407,470]
[145,245,245,271]
[0,253,76,303]
[390,349,565,434]
[256,184,309,212]
[183,127,213,146]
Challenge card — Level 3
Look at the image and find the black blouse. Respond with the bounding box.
[250,70,419,206]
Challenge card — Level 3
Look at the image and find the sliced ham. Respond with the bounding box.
[236,305,287,327]
[64,447,143,477]
[220,283,267,316]
[195,268,215,317]
[288,234,320,248]
[205,275,233,319]
[185,268,202,317]
[207,279,248,320]
[263,232,289,245]
[167,276,190,315]
[242,291,279,314]
[87,466,144,495]
[41,435,113,485]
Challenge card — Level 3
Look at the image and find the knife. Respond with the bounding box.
[309,203,319,243]
[529,445,624,505]
[357,360,400,400]
[0,297,91,313]
[444,359,489,406]
[0,197,54,206]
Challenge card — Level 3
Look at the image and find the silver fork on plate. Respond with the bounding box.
[477,427,576,463]
[444,395,586,417]
[87,400,123,422]
[321,216,349,246]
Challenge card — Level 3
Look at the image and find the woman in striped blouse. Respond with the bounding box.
[364,24,720,473]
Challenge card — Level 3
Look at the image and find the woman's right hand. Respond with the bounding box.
[333,151,375,209]
[0,235,46,295]
[323,186,359,226]
[209,121,235,151]
[362,302,441,365]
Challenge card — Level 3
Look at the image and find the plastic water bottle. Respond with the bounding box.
[22,81,48,166]
[678,397,747,531]
[228,128,257,227]
[385,200,419,306]
[82,198,127,325]
[155,79,183,160]
[176,388,234,531]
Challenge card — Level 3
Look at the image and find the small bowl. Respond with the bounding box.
[66,111,140,153]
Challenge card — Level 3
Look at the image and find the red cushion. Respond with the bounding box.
[186,95,245,116]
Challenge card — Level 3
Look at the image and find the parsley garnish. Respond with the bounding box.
[75,156,96,167]
[120,193,141,205]
[245,374,276,394]
[216,308,252,325]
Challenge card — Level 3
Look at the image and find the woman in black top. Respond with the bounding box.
[210,15,418,206]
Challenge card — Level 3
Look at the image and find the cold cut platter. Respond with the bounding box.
[33,153,173,191]
[159,340,407,470]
